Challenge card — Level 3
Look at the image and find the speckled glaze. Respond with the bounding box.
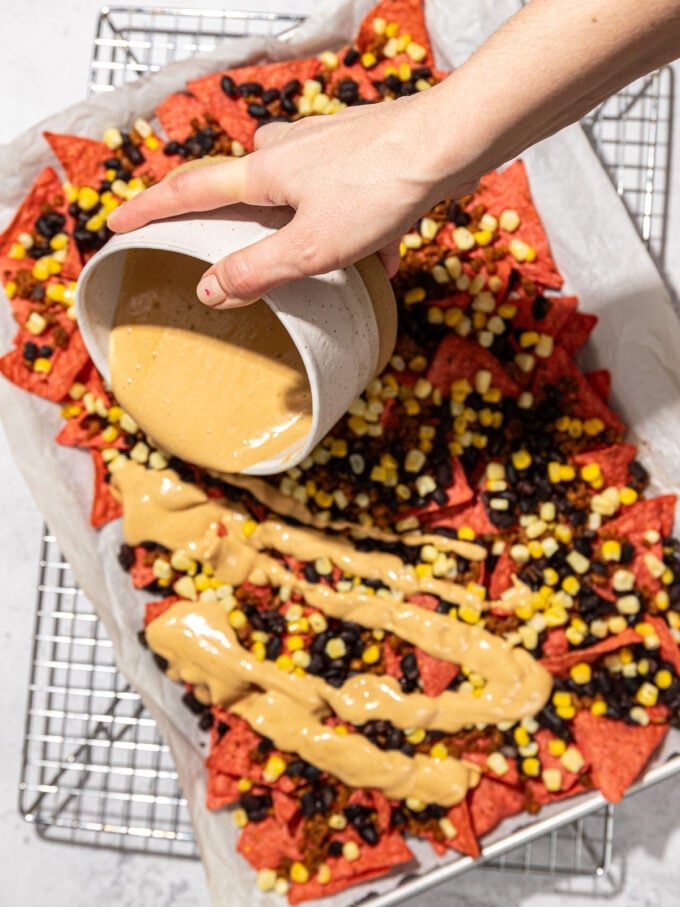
[76,205,382,475]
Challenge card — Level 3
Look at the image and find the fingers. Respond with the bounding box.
[196,214,323,309]
[107,156,259,233]
[254,120,294,150]
[378,240,401,278]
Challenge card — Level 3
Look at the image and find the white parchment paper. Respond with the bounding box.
[1,1,679,904]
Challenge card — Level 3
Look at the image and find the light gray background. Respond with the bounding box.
[1,1,679,905]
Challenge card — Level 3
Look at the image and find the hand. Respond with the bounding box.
[107,92,480,309]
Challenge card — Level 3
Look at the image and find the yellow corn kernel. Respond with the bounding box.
[521,757,541,777]
[655,669,673,689]
[361,51,377,68]
[590,699,608,716]
[583,417,605,436]
[548,738,567,757]
[362,644,381,665]
[552,691,572,708]
[430,742,448,761]
[33,357,52,374]
[275,654,294,673]
[458,526,476,541]
[77,186,100,211]
[514,727,530,747]
[290,862,309,884]
[635,682,658,708]
[263,754,287,782]
[580,462,601,483]
[228,609,246,629]
[619,486,638,505]
[601,539,622,562]
[570,662,592,684]
[242,518,258,538]
[406,728,426,745]
[512,449,532,471]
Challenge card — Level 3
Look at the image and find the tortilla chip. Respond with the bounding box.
[415,648,459,696]
[156,91,209,142]
[237,815,303,870]
[511,293,579,338]
[462,750,521,789]
[288,830,413,905]
[407,456,473,520]
[586,369,612,403]
[0,326,90,402]
[572,711,668,803]
[272,788,300,827]
[533,729,588,792]
[356,0,433,62]
[540,627,642,675]
[143,596,180,627]
[56,410,127,450]
[525,777,591,807]
[0,166,82,280]
[468,776,526,839]
[470,161,563,289]
[130,546,156,589]
[90,449,122,528]
[206,769,241,809]
[207,713,264,779]
[600,494,676,540]
[424,797,480,858]
[427,334,521,398]
[572,443,637,488]
[646,615,680,674]
[426,497,498,535]
[132,145,182,185]
[489,547,515,598]
[532,345,625,434]
[43,132,109,188]
[188,58,323,152]
[558,312,598,357]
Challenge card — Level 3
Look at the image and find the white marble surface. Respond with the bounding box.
[1,2,679,905]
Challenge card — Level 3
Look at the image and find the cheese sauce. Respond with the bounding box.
[109,249,313,473]
[115,460,552,806]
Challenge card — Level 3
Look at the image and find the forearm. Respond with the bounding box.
[426,0,680,190]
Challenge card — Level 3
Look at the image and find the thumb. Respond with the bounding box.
[196,213,323,309]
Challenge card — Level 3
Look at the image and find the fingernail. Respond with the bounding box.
[106,207,121,229]
[197,273,226,305]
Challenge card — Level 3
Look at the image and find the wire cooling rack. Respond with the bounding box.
[17,0,675,887]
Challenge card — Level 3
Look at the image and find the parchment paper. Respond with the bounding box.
[1,1,679,904]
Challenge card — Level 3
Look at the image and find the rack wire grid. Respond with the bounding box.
[17,0,674,886]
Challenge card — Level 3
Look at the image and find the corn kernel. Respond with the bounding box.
[290,862,309,884]
[522,757,541,777]
[263,754,287,783]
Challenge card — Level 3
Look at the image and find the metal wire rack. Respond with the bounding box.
[17,0,675,889]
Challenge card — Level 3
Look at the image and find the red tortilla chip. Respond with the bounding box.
[90,449,122,528]
[542,628,569,658]
[572,443,637,488]
[0,326,90,402]
[470,161,563,289]
[646,615,680,674]
[144,596,180,627]
[533,730,588,792]
[188,58,323,152]
[407,456,473,520]
[288,830,413,905]
[489,547,515,598]
[0,167,81,280]
[540,627,642,675]
[206,712,263,780]
[156,91,209,142]
[572,711,668,803]
[130,546,156,589]
[272,789,299,827]
[462,750,521,788]
[424,797,480,858]
[237,815,303,869]
[206,769,241,809]
[426,497,498,535]
[56,409,127,450]
[356,0,433,63]
[468,776,526,839]
[586,369,612,403]
[525,777,591,807]
[43,132,109,188]
[511,293,578,338]
[427,334,521,398]
[558,312,598,357]
[415,648,458,696]
[600,495,676,540]
[532,345,625,434]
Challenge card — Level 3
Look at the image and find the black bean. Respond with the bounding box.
[262,87,280,105]
[304,564,320,584]
[257,736,274,755]
[123,140,143,166]
[265,636,282,660]
[412,67,432,80]
[247,102,270,120]
[343,47,360,66]
[199,711,214,731]
[282,78,301,98]
[531,295,550,320]
[620,541,635,564]
[136,629,148,649]
[281,97,297,115]
[22,342,39,362]
[38,345,53,359]
[182,691,206,715]
[400,652,418,679]
[220,75,238,97]
[391,808,407,828]
[300,791,319,817]
[359,823,379,845]
[629,460,649,484]
[162,140,181,157]
[447,201,471,226]
[319,785,335,810]
[216,721,230,740]
[239,81,263,96]
[118,544,135,571]
[301,763,322,781]
[153,652,169,672]
[35,211,66,238]
[328,841,344,856]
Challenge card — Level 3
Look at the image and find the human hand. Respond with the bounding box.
[107,92,480,309]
